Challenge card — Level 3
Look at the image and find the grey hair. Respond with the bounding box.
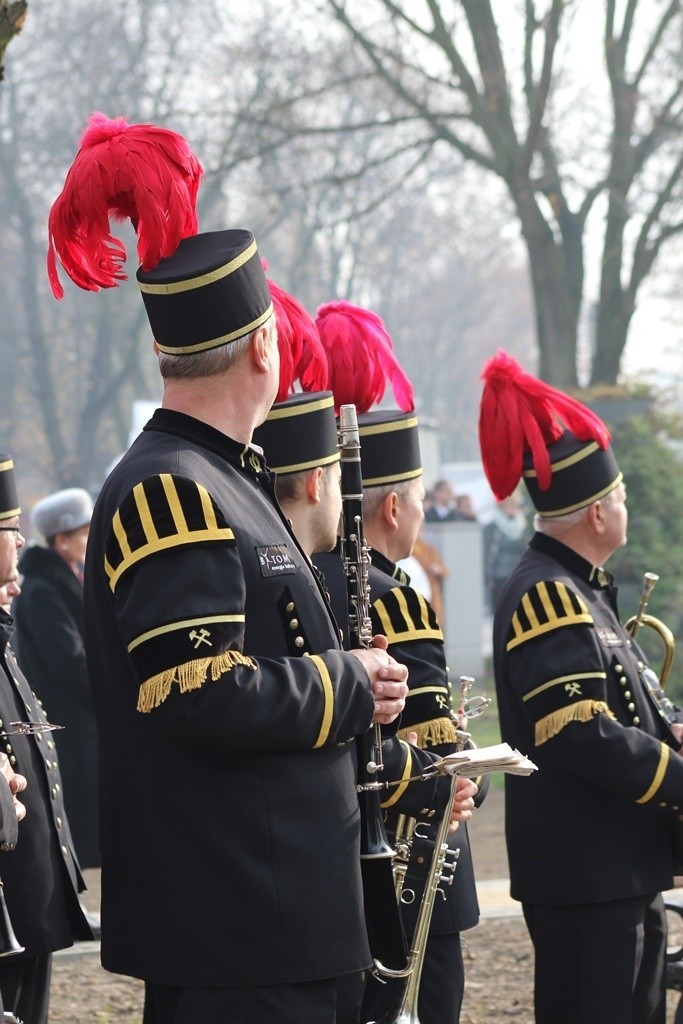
[157,315,275,380]
[535,485,623,536]
[362,479,414,521]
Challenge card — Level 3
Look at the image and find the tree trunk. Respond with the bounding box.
[591,291,633,384]
[0,1,27,77]
[514,192,581,388]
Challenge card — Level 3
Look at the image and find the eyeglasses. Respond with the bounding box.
[0,526,21,534]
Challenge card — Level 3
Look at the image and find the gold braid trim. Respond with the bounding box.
[137,650,257,713]
[534,699,615,746]
[398,716,459,749]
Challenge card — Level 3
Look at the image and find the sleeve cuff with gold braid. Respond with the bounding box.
[398,716,459,749]
[137,650,257,712]
[635,741,670,805]
[533,699,615,746]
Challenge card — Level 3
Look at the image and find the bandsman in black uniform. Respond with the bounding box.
[0,455,91,1024]
[479,350,683,1024]
[309,409,485,1024]
[254,392,478,830]
[48,115,411,1024]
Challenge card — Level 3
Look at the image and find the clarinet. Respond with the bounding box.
[338,404,408,983]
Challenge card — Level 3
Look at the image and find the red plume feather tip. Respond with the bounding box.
[264,269,329,401]
[478,349,611,500]
[315,300,414,414]
[47,111,203,299]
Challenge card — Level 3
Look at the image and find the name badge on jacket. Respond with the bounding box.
[256,544,297,577]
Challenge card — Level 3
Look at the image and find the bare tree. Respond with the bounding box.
[0,0,322,493]
[278,0,682,388]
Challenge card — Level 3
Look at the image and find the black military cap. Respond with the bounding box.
[0,456,20,521]
[254,392,340,475]
[137,229,273,355]
[358,411,422,488]
[522,429,622,517]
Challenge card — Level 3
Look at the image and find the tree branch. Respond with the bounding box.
[629,149,683,296]
[520,0,564,177]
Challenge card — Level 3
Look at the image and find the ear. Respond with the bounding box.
[586,500,604,534]
[304,467,324,505]
[382,490,399,531]
[251,325,273,373]
[152,340,160,355]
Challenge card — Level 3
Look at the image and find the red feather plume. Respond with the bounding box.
[478,349,611,500]
[262,264,329,400]
[315,300,414,413]
[47,111,203,299]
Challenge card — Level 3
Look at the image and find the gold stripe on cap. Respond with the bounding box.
[138,239,258,295]
[0,508,20,522]
[359,416,419,437]
[536,473,623,518]
[523,441,600,478]
[266,395,334,420]
[273,452,340,475]
[155,305,274,355]
[363,467,422,487]
[0,459,14,473]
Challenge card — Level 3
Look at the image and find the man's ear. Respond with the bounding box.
[152,340,160,355]
[251,325,272,373]
[587,500,604,534]
[305,466,324,504]
[382,490,399,531]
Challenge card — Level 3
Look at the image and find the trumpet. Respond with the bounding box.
[368,678,489,1024]
[625,572,677,724]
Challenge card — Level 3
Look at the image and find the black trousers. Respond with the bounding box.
[143,971,365,1024]
[0,954,52,1024]
[361,931,464,1024]
[523,892,666,1024]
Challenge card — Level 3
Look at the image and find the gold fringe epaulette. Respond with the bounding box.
[398,716,459,749]
[137,650,257,713]
[535,699,615,746]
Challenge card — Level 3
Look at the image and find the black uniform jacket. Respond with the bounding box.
[0,610,90,956]
[14,546,100,868]
[315,548,482,936]
[84,409,381,989]
[494,532,683,906]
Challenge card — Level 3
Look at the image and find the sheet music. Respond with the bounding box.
[433,742,538,778]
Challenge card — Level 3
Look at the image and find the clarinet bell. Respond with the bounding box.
[0,883,24,958]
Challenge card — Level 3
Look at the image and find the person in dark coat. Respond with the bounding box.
[315,410,487,1024]
[483,493,528,613]
[13,487,100,869]
[479,350,683,1024]
[0,455,92,1024]
[49,113,411,1024]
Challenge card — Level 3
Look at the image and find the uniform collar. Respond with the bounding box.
[369,548,411,586]
[0,607,13,651]
[144,408,269,478]
[530,532,613,590]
